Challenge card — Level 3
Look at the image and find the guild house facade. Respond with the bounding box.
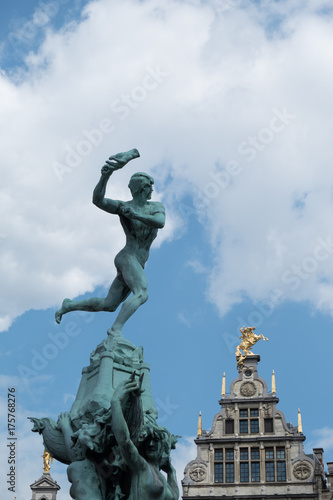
[182,354,333,499]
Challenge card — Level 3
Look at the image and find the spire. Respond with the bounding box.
[298,408,303,433]
[197,411,202,436]
[221,372,226,397]
[272,369,276,394]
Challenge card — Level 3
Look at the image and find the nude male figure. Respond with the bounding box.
[55,151,165,337]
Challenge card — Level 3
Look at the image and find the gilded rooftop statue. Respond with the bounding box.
[42,449,53,473]
[236,326,268,372]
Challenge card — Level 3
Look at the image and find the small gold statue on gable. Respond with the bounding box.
[235,326,268,372]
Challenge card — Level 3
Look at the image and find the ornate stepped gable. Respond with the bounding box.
[182,353,332,499]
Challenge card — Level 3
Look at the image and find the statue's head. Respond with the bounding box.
[128,172,154,198]
[141,431,163,464]
[138,423,178,467]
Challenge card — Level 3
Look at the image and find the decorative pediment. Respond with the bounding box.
[30,474,60,490]
[38,481,49,487]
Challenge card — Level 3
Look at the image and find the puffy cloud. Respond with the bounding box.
[172,435,197,493]
[1,0,333,330]
[310,427,333,453]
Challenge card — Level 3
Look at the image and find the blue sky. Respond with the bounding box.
[1,0,333,498]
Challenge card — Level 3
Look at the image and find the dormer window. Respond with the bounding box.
[239,408,259,434]
[225,419,234,434]
[264,417,274,433]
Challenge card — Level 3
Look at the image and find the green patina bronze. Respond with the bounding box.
[30,151,179,500]
[30,334,179,500]
[55,148,165,338]
[111,377,178,500]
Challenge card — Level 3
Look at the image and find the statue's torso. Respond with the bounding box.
[118,201,163,265]
[128,462,174,500]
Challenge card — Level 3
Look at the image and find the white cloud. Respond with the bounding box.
[309,427,333,453]
[172,435,197,494]
[186,260,208,275]
[1,0,333,329]
[177,311,192,328]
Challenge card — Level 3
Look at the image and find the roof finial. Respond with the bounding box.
[298,408,303,433]
[272,369,276,394]
[221,372,226,397]
[197,411,202,436]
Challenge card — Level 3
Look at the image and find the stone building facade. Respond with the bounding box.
[182,354,333,499]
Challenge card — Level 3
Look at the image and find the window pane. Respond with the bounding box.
[239,409,248,418]
[215,449,223,460]
[251,462,260,482]
[266,461,275,482]
[251,448,260,460]
[264,418,273,433]
[277,461,286,481]
[225,420,234,434]
[240,462,249,482]
[265,448,274,459]
[250,419,259,433]
[225,463,234,483]
[240,420,248,433]
[276,447,285,459]
[240,448,248,460]
[214,463,223,483]
[225,448,234,460]
[250,408,259,417]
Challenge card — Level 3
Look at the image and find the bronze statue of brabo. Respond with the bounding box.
[55,149,165,337]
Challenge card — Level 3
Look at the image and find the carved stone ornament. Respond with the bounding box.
[293,461,313,480]
[225,405,235,418]
[263,403,273,417]
[240,381,257,397]
[189,464,207,483]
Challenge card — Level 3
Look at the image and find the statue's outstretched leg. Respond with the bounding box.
[107,257,148,337]
[55,277,130,324]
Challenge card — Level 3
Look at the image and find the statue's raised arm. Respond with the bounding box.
[111,375,179,500]
[55,149,166,339]
[92,149,140,214]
